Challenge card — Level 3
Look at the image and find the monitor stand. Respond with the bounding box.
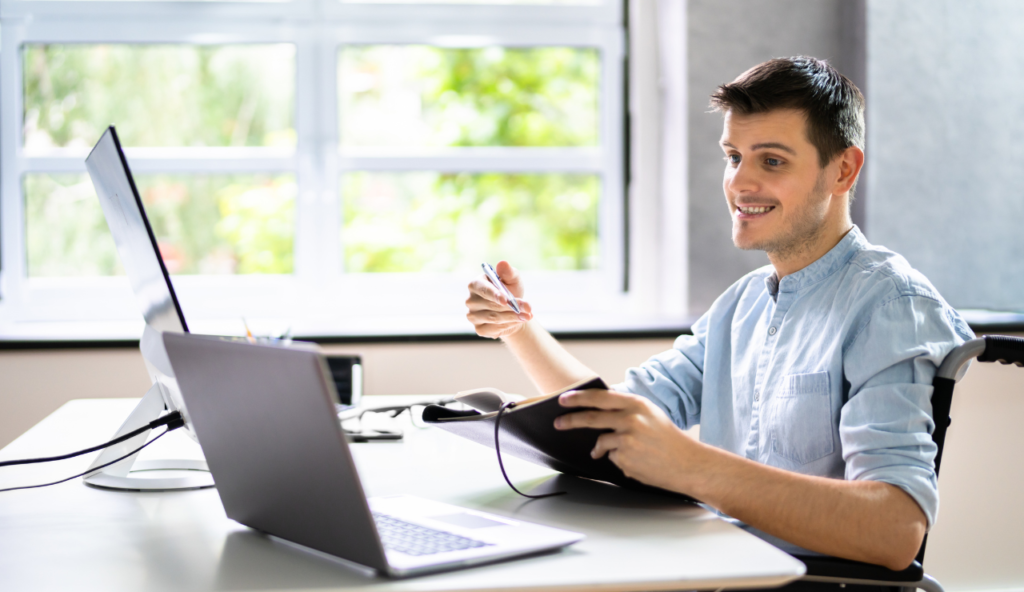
[83,383,214,491]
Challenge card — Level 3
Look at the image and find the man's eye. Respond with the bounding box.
[725,154,741,165]
[765,157,782,166]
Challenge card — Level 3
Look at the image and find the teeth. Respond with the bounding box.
[739,206,773,215]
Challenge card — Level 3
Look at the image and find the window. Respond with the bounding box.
[0,0,629,339]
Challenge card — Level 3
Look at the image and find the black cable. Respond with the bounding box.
[493,402,565,500]
[0,425,178,493]
[0,411,184,469]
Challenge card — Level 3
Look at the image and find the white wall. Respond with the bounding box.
[927,350,1024,591]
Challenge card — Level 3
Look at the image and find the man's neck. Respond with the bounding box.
[768,218,854,280]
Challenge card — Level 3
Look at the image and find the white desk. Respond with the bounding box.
[0,398,805,592]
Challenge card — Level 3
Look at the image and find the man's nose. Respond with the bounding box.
[725,161,759,195]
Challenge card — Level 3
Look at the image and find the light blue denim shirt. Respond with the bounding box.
[615,226,973,527]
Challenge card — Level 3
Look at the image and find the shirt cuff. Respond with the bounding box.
[857,465,939,530]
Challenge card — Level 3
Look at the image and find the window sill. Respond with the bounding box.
[4,309,1020,350]
[0,311,696,349]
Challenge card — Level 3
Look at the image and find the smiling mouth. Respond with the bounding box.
[737,205,775,215]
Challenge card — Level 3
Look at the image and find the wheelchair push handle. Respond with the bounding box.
[936,335,1024,381]
[979,335,1024,367]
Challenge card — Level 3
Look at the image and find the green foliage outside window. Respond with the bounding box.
[425,47,599,147]
[23,44,295,149]
[340,46,599,147]
[136,175,296,275]
[22,43,601,277]
[25,174,296,276]
[340,46,602,272]
[25,175,123,277]
[343,173,599,273]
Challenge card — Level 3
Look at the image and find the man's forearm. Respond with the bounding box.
[684,443,927,570]
[503,322,597,394]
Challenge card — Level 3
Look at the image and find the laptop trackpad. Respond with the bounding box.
[431,513,510,529]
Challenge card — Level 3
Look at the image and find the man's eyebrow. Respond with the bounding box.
[718,140,797,155]
[750,142,797,155]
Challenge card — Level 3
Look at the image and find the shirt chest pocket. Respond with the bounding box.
[768,371,834,465]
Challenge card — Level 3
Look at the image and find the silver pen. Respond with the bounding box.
[481,263,521,315]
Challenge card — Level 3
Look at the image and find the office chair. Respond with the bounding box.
[772,335,1024,592]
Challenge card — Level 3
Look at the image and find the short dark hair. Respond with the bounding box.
[710,56,865,168]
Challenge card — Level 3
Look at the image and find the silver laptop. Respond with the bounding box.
[161,332,583,578]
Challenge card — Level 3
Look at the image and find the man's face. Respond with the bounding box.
[720,109,837,259]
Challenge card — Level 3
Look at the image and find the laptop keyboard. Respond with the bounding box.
[373,512,490,556]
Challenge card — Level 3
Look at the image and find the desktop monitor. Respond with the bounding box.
[82,126,212,491]
[87,128,188,335]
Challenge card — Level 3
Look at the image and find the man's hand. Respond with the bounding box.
[465,261,534,339]
[555,389,702,493]
[463,261,595,394]
[555,389,927,571]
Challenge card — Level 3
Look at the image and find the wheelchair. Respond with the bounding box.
[763,335,1024,592]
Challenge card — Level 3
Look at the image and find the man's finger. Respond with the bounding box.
[559,389,636,411]
[466,293,531,318]
[554,409,626,431]
[468,276,507,306]
[465,291,496,310]
[591,432,622,459]
[495,260,520,286]
[467,309,524,326]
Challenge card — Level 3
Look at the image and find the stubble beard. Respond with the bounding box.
[733,169,831,262]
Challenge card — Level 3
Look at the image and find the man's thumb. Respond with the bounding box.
[495,260,519,285]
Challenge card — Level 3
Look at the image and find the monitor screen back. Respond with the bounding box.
[85,126,188,334]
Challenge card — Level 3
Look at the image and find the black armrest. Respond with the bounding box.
[795,553,924,583]
[740,523,925,584]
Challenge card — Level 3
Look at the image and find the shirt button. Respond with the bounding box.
[754,389,760,401]
[768,326,777,336]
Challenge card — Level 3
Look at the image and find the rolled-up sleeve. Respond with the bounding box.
[841,294,973,529]
[612,312,708,430]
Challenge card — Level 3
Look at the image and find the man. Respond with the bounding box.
[464,56,972,571]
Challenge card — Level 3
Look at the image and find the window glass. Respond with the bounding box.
[25,173,296,276]
[22,44,295,151]
[343,0,599,4]
[341,172,599,273]
[24,174,122,277]
[339,46,599,148]
[21,0,289,2]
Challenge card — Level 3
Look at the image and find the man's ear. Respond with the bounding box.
[833,146,865,195]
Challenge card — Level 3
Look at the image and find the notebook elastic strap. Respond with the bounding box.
[494,402,566,499]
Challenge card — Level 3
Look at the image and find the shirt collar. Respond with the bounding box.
[764,225,867,299]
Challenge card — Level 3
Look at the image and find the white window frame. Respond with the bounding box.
[0,0,677,341]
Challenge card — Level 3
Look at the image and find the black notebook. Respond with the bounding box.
[422,377,695,500]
